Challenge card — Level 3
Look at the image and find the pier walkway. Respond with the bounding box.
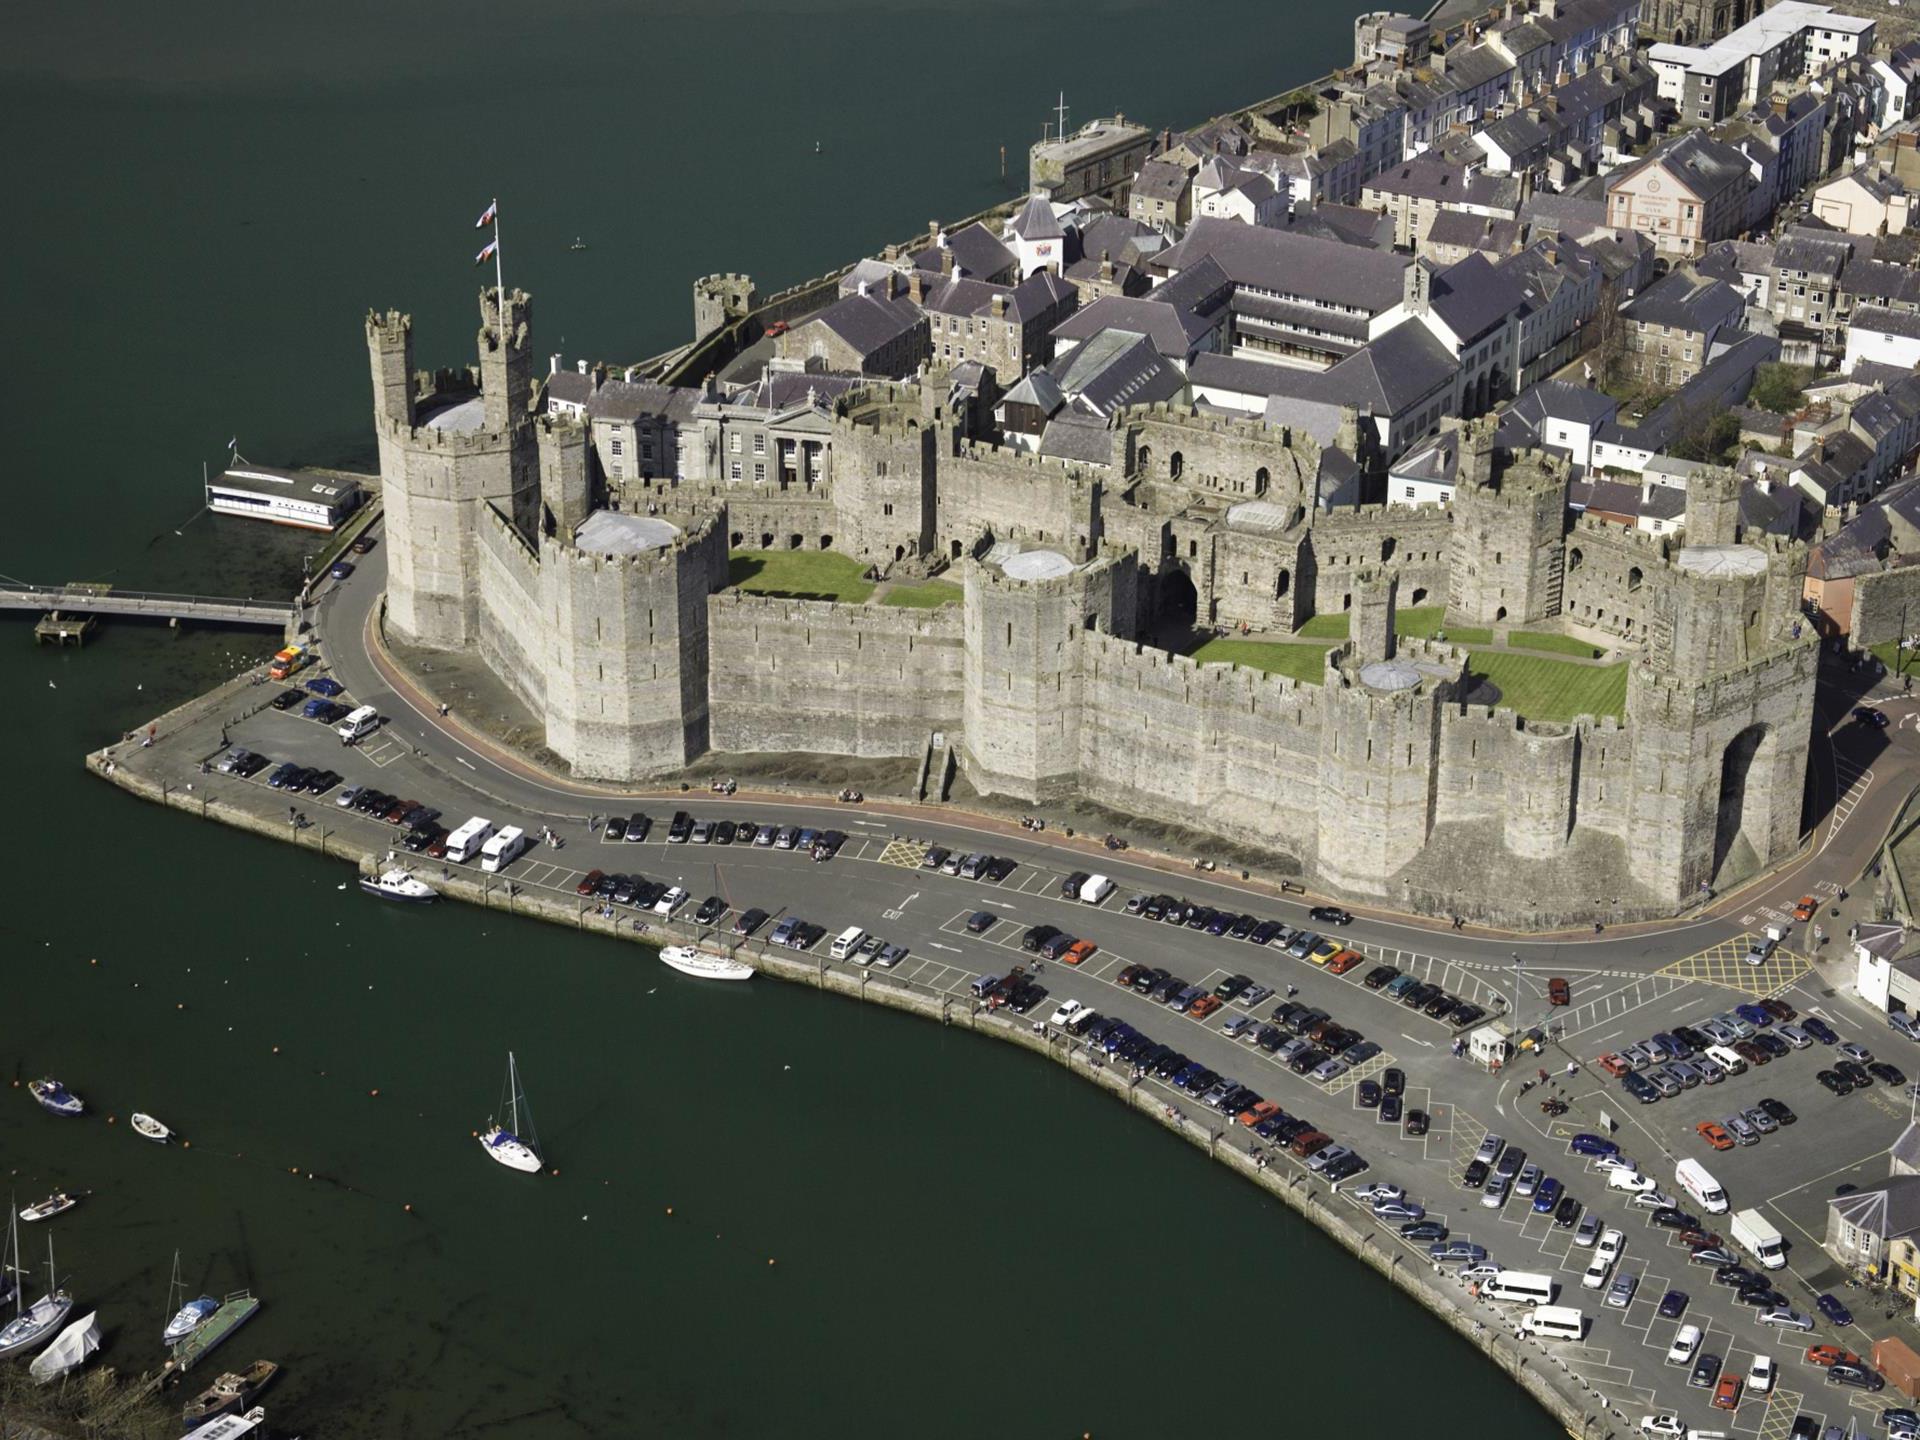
[0,581,296,628]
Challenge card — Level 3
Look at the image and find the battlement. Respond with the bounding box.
[366,308,411,341]
[376,410,519,456]
[708,588,961,639]
[953,434,1106,476]
[1570,512,1674,557]
[551,506,726,580]
[1122,401,1288,443]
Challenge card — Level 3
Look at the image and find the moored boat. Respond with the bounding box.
[182,1358,278,1425]
[0,1221,74,1359]
[358,867,436,903]
[479,1051,541,1173]
[19,1193,77,1223]
[27,1079,83,1117]
[131,1112,172,1143]
[166,1291,259,1375]
[165,1295,220,1345]
[27,1310,98,1384]
[659,943,755,982]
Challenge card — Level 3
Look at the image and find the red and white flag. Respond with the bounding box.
[474,238,499,265]
[474,199,498,229]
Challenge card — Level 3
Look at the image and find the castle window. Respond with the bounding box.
[730,433,741,454]
[729,461,742,481]
[1628,566,1643,591]
[1276,569,1290,598]
[1569,547,1583,570]
[1170,451,1185,479]
[883,503,894,517]
[610,438,624,456]
[1381,538,1396,562]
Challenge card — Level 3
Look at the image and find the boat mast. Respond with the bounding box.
[5,1201,19,1318]
[167,1249,183,1323]
[507,1051,520,1136]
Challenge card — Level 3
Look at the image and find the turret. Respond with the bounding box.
[1685,467,1742,546]
[536,416,594,538]
[478,287,534,433]
[366,309,415,427]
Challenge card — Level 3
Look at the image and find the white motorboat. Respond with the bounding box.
[28,1310,98,1383]
[658,944,755,982]
[165,1251,220,1345]
[20,1193,77,1223]
[359,867,436,903]
[131,1112,173,1144]
[479,1052,541,1174]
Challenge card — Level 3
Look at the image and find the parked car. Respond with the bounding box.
[1548,977,1570,1006]
[1657,1290,1688,1320]
[1309,906,1352,925]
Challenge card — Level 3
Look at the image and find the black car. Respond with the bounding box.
[1324,1153,1369,1183]
[1380,1094,1403,1124]
[1363,966,1399,990]
[1755,1097,1796,1125]
[1151,976,1187,1004]
[1448,1002,1487,1028]
[1461,1159,1489,1189]
[401,825,439,852]
[1738,1282,1784,1309]
[985,857,1017,883]
[1215,974,1252,1002]
[693,896,726,924]
[921,846,951,871]
[1552,1193,1581,1228]
[633,881,665,910]
[1255,1025,1284,1053]
[1007,983,1046,1015]
[1817,1069,1853,1095]
[1688,1352,1722,1389]
[712,821,736,846]
[1185,906,1215,931]
[1421,991,1457,1018]
[1871,1061,1908,1086]
[667,811,693,843]
[1060,871,1091,900]
[1309,906,1352,925]
[1151,1050,1188,1079]
[354,789,388,814]
[1837,1060,1873,1088]
[1403,982,1439,1009]
[1228,914,1258,940]
[1754,1033,1791,1058]
[1712,1264,1757,1289]
[603,815,628,841]
[234,752,268,777]
[611,875,640,905]
[284,766,315,791]
[733,907,768,937]
[1250,919,1284,946]
[811,830,847,861]
[965,910,997,934]
[1672,1025,1710,1052]
[1382,1068,1405,1098]
[270,689,304,710]
[1141,895,1168,920]
[593,873,620,898]
[1038,933,1075,961]
[625,813,651,842]
[1287,1047,1327,1075]
[733,822,760,845]
[1828,1362,1885,1391]
[1021,924,1061,953]
[305,770,342,796]
[1405,1109,1430,1138]
[1650,1207,1701,1231]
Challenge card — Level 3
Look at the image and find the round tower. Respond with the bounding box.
[1503,725,1578,859]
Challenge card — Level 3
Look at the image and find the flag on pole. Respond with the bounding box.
[475,239,499,265]
[226,436,237,450]
[474,200,498,229]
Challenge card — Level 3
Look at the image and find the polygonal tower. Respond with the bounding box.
[1446,421,1569,627]
[368,288,539,649]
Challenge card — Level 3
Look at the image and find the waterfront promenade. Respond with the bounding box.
[81,541,1920,1439]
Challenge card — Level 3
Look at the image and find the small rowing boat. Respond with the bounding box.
[19,1193,77,1224]
[27,1079,83,1117]
[131,1112,173,1144]
[659,943,755,982]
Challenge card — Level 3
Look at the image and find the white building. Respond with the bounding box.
[1846,305,1920,375]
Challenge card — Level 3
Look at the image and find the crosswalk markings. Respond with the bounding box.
[1656,936,1812,997]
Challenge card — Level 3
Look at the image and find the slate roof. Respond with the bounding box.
[1829,1175,1920,1241]
[1366,156,1520,211]
[724,371,863,411]
[546,370,593,409]
[1842,258,1920,310]
[1148,254,1233,314]
[1008,269,1077,323]
[1621,270,1741,333]
[1508,378,1620,431]
[1010,194,1065,241]
[807,291,925,359]
[840,257,903,298]
[1518,193,1609,235]
[1597,332,1779,451]
[1038,412,1117,465]
[1428,210,1522,254]
[1426,252,1529,344]
[911,222,1018,280]
[1154,216,1409,313]
[585,379,702,426]
[1855,304,1920,340]
[1319,319,1460,413]
[1000,368,1065,418]
[1391,428,1459,484]
[1051,295,1217,359]
[1479,110,1553,160]
[1188,352,1328,400]
[1568,477,1646,517]
[1044,329,1185,416]
[1774,230,1852,281]
[1132,158,1192,203]
[1612,131,1752,205]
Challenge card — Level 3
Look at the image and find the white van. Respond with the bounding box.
[479,825,528,873]
[1522,1305,1585,1341]
[444,816,494,864]
[335,704,381,742]
[830,926,867,961]
[1078,874,1115,905]
[1704,1043,1748,1076]
[1675,1158,1729,1215]
[1482,1270,1557,1305]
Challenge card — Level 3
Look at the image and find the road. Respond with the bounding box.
[215,530,1920,1437]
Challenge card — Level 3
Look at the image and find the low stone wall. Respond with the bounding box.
[88,724,1617,1440]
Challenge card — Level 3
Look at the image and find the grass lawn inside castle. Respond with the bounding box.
[728,549,874,603]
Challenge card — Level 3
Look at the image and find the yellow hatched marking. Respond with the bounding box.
[1654,935,1812,998]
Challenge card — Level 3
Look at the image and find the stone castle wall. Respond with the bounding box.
[707,593,966,757]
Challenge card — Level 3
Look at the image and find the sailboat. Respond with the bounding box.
[0,1219,74,1358]
[478,1052,542,1173]
[164,1251,219,1346]
[569,235,588,251]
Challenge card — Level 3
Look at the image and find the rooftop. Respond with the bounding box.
[573,511,682,556]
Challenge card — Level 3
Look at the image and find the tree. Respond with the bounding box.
[1748,362,1813,416]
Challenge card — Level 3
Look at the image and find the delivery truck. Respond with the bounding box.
[1730,1208,1785,1270]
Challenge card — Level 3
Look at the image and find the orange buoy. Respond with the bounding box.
[107,1116,116,1125]
[666,1206,673,1215]
[768,1258,776,1266]
[176,1002,184,1010]
[369,1089,380,1097]
[404,1203,413,1213]
[182,1141,191,1149]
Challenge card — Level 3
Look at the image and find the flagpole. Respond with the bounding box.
[492,202,506,337]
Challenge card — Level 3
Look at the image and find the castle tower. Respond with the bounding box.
[1351,569,1396,664]
[692,274,759,344]
[1685,467,1742,546]
[367,309,414,427]
[479,288,534,433]
[540,507,729,779]
[1314,647,1449,896]
[1624,539,1817,902]
[1503,726,1578,859]
[1447,443,1568,627]
[536,416,595,538]
[961,550,1136,801]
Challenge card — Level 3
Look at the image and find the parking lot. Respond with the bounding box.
[193,692,1920,1438]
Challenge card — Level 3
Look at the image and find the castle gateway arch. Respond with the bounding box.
[1713,722,1781,886]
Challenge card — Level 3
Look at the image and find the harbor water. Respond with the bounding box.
[5,3,1565,1433]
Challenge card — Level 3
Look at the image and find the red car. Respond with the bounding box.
[576,869,606,897]
[1547,977,1571,1006]
[1792,895,1818,922]
[1696,1121,1734,1151]
[1597,1053,1631,1079]
[1327,949,1364,975]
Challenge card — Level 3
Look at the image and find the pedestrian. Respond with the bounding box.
[439,703,449,717]
[1564,1061,1576,1077]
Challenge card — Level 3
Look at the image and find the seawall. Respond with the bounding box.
[88,688,1620,1440]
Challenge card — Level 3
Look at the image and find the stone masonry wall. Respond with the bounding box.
[706,594,965,757]
[1852,565,1920,648]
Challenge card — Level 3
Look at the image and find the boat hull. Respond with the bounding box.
[359,876,436,903]
[131,1113,172,1143]
[480,1129,541,1173]
[28,1081,83,1117]
[0,1295,74,1356]
[658,945,755,981]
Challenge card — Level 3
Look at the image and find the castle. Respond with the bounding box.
[366,289,1817,925]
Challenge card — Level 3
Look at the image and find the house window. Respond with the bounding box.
[754,463,765,483]
[610,437,624,456]
[753,433,766,455]
[728,460,742,481]
[729,433,741,454]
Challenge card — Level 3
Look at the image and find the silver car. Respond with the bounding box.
[1482,1173,1513,1209]
[1514,1162,1543,1197]
[1695,1057,1726,1084]
[1574,1212,1604,1248]
[1311,1058,1349,1084]
[1723,1113,1760,1146]
[1742,1105,1778,1135]
[1760,1307,1815,1331]
[1647,1068,1683,1098]
[1778,1024,1813,1049]
[1669,1061,1704,1089]
[1698,1020,1735,1045]
[1475,1133,1506,1168]
[1606,1270,1639,1308]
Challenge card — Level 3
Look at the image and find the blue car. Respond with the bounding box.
[300,697,330,719]
[304,676,345,697]
[1568,1133,1619,1158]
[1622,1073,1659,1103]
[1531,1177,1563,1213]
[1168,1061,1202,1090]
[1736,1003,1774,1028]
[1816,1293,1854,1326]
[1803,1017,1840,1045]
[328,559,354,580]
[1101,1024,1136,1056]
[266,762,298,788]
[1658,1289,1689,1319]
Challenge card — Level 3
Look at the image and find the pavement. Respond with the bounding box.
[104,532,1920,1438]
